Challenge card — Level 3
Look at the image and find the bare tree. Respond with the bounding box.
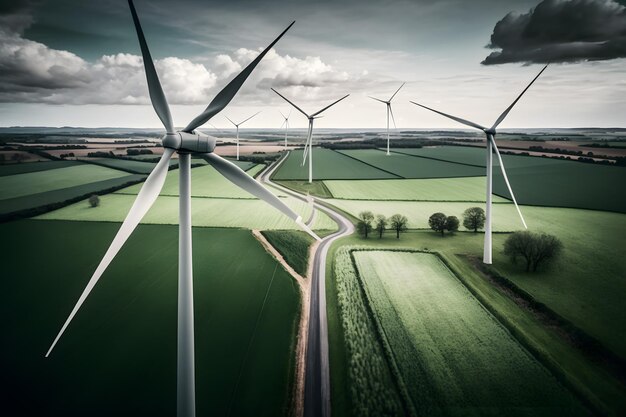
[504,231,563,272]
[375,214,387,238]
[463,207,485,232]
[389,214,408,239]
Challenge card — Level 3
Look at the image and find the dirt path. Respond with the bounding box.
[251,229,320,417]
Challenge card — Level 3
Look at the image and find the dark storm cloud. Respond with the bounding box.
[482,0,626,65]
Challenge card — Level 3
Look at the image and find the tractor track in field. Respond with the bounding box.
[258,152,354,417]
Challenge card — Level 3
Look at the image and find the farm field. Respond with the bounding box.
[0,160,81,176]
[390,146,626,212]
[271,148,399,180]
[323,176,509,202]
[0,220,301,417]
[81,158,178,174]
[37,191,337,231]
[353,250,587,416]
[0,164,131,200]
[337,149,485,178]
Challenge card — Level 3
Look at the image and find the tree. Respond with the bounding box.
[446,215,459,233]
[463,207,485,232]
[504,231,563,272]
[389,214,408,239]
[375,215,387,238]
[357,211,375,238]
[88,194,100,208]
[428,212,447,236]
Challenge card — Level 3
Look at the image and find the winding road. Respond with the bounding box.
[258,152,354,417]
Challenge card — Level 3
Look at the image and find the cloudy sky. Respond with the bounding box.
[0,0,625,129]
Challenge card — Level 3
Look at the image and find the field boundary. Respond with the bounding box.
[386,148,487,168]
[331,149,404,178]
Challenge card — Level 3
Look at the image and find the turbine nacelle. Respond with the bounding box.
[162,131,217,154]
[484,127,496,136]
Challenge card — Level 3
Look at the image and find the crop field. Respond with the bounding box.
[271,148,398,180]
[0,160,81,176]
[0,164,131,201]
[323,177,509,202]
[37,192,337,231]
[390,146,626,212]
[337,149,485,178]
[0,220,301,417]
[261,230,314,275]
[353,250,586,416]
[83,158,173,174]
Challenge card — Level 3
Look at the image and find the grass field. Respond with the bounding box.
[84,158,173,174]
[0,164,130,201]
[390,146,626,212]
[0,160,81,176]
[37,193,337,231]
[271,148,398,180]
[353,250,587,416]
[337,149,485,178]
[324,177,509,202]
[0,220,300,417]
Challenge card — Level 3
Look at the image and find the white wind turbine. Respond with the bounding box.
[369,82,404,155]
[225,111,261,160]
[279,110,291,149]
[271,89,349,183]
[45,2,318,417]
[410,64,548,264]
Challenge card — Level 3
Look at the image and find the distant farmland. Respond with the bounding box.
[353,250,587,416]
[0,220,301,417]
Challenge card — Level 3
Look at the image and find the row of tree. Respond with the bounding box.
[357,212,408,239]
[428,207,486,236]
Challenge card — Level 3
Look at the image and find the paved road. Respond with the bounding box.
[258,153,354,417]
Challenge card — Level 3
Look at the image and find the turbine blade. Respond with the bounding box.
[202,153,320,240]
[311,94,349,117]
[271,88,309,118]
[368,96,387,104]
[389,104,397,129]
[207,122,223,133]
[489,136,527,229]
[183,21,295,132]
[239,110,261,126]
[491,64,549,130]
[388,82,405,102]
[409,101,486,131]
[279,119,286,129]
[46,148,174,357]
[279,110,286,119]
[128,0,174,134]
[224,115,236,127]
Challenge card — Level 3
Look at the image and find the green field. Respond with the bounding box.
[390,146,626,212]
[272,149,399,180]
[83,158,174,174]
[38,192,337,231]
[0,220,300,416]
[337,149,485,178]
[324,177,508,202]
[353,250,586,416]
[0,164,130,200]
[118,164,262,199]
[0,160,80,176]
[261,230,314,275]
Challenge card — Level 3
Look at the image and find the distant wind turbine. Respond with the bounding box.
[369,82,404,155]
[272,89,349,183]
[44,3,317,417]
[410,64,548,264]
[279,110,291,149]
[225,111,261,160]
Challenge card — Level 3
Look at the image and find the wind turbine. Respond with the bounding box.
[369,82,404,155]
[279,110,291,149]
[410,64,548,264]
[45,3,317,417]
[272,89,349,183]
[225,111,261,160]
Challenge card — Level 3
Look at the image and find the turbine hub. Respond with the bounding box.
[162,133,182,150]
[484,128,496,136]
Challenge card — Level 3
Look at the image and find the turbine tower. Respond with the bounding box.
[279,110,291,149]
[225,111,261,160]
[45,3,317,417]
[369,82,404,155]
[410,64,548,264]
[272,89,349,183]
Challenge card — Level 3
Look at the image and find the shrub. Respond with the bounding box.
[88,194,100,208]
